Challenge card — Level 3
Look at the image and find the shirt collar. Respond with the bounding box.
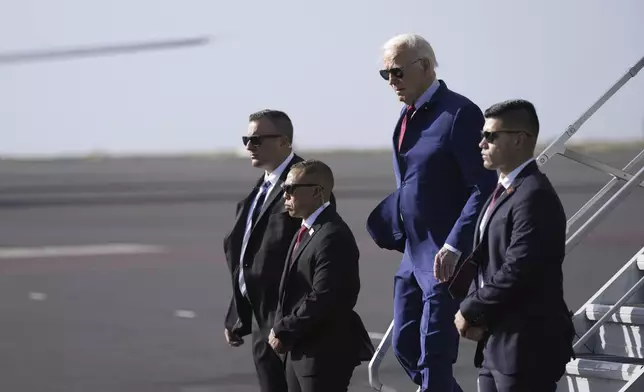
[302,201,331,229]
[413,79,440,109]
[264,151,295,186]
[499,158,535,189]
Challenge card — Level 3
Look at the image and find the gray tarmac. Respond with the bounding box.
[0,148,643,392]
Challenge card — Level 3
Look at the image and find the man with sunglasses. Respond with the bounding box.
[223,109,306,392]
[366,33,497,392]
[269,160,374,392]
[453,100,574,392]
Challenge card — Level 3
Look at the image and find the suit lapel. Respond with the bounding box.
[250,154,301,232]
[480,187,511,237]
[278,220,323,302]
[394,81,447,181]
[288,223,319,272]
[251,177,283,231]
[278,231,300,302]
[231,176,263,242]
[474,191,495,247]
[480,162,537,238]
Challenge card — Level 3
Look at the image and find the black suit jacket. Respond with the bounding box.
[458,161,574,374]
[273,205,375,375]
[223,154,304,338]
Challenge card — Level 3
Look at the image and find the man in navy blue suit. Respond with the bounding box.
[366,33,497,391]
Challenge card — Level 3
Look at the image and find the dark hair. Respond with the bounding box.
[290,159,334,191]
[248,109,294,143]
[484,99,539,136]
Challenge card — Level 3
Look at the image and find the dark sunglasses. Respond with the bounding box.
[281,183,319,195]
[379,59,422,80]
[242,134,283,147]
[481,130,531,143]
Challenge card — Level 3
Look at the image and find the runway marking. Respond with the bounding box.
[369,332,385,340]
[28,292,47,301]
[175,310,196,319]
[0,244,166,259]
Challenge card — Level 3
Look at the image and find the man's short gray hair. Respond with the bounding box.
[248,109,294,143]
[290,159,334,191]
[382,33,438,69]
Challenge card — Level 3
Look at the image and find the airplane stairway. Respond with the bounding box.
[559,248,644,391]
[368,55,644,392]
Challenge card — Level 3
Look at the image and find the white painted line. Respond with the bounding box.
[369,332,385,340]
[28,292,47,301]
[0,244,166,259]
[175,310,196,319]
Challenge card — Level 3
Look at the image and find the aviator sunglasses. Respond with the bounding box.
[242,134,283,147]
[379,59,422,80]
[481,129,532,143]
[281,183,320,195]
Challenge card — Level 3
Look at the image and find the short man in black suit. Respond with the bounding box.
[223,109,303,392]
[452,100,575,391]
[268,159,374,392]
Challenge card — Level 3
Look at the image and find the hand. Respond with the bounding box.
[455,310,486,341]
[464,326,486,341]
[225,328,244,347]
[434,247,459,282]
[268,329,285,354]
[454,310,470,337]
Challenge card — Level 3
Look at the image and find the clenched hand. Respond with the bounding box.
[225,328,244,347]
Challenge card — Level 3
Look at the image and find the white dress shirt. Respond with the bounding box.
[302,201,331,231]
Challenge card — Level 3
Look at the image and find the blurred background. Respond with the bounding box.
[0,1,642,391]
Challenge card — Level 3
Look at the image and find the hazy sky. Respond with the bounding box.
[1,0,643,157]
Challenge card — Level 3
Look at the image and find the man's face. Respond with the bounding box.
[282,170,321,219]
[244,119,286,169]
[480,118,526,171]
[381,47,429,105]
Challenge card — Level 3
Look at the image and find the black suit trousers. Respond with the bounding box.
[284,353,355,392]
[477,361,565,392]
[251,311,288,392]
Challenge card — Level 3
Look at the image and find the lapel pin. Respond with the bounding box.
[308,227,315,236]
[507,187,514,195]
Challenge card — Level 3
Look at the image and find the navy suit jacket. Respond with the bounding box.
[367,80,497,270]
[459,161,574,374]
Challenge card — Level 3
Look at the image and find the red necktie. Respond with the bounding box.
[293,226,307,253]
[485,183,505,215]
[397,104,415,150]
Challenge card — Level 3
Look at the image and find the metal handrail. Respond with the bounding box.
[367,321,396,392]
[566,148,644,232]
[368,55,644,391]
[536,55,644,168]
[573,274,644,350]
[565,164,644,254]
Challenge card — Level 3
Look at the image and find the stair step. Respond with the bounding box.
[586,304,644,325]
[566,354,644,381]
[593,323,644,358]
[638,253,644,270]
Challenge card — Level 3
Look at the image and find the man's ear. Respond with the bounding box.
[314,185,326,201]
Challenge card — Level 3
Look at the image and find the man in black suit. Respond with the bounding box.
[452,100,574,391]
[268,160,374,392]
[223,109,303,392]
